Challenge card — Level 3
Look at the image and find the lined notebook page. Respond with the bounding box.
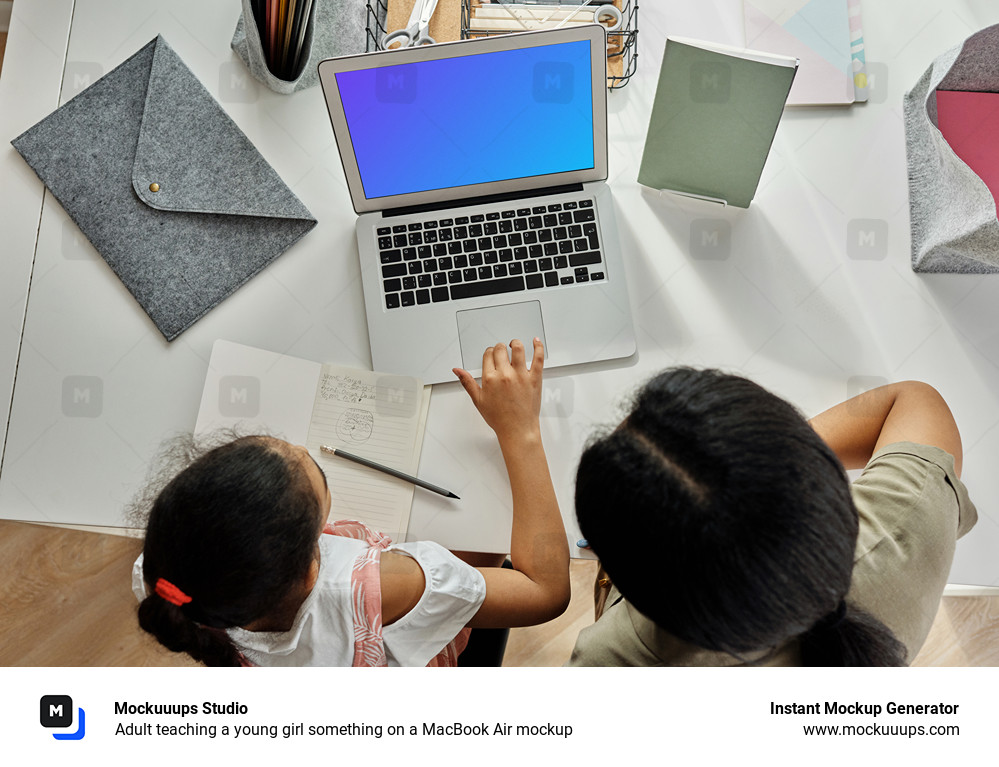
[306,366,431,542]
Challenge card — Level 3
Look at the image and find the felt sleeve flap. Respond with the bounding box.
[131,36,314,222]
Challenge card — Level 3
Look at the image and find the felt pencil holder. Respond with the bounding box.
[231,0,369,94]
[904,24,999,273]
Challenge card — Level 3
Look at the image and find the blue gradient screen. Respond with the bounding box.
[335,39,594,200]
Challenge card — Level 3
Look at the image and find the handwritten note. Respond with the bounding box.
[306,366,430,542]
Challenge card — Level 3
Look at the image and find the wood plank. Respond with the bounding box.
[0,516,995,666]
[503,560,598,667]
[0,521,195,666]
[504,561,999,667]
[912,596,999,666]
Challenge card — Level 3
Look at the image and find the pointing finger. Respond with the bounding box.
[531,337,545,376]
[492,342,512,371]
[510,338,527,370]
[482,345,497,378]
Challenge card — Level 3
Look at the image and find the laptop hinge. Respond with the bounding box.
[382,183,585,218]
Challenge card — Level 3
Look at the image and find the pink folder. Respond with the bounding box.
[936,89,999,218]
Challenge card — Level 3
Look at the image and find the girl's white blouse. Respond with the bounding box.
[131,535,486,667]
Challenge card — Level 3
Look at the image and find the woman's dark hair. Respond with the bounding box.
[134,435,321,666]
[575,368,906,666]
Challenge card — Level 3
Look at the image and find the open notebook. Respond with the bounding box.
[194,340,432,542]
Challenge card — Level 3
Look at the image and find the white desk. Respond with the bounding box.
[2,0,998,586]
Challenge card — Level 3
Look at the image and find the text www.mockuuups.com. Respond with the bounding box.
[773,701,961,738]
[801,723,959,737]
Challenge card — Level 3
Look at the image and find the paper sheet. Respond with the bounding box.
[306,365,432,542]
[848,0,868,102]
[744,0,854,105]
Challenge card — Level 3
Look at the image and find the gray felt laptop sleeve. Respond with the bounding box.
[11,35,317,340]
[903,24,999,273]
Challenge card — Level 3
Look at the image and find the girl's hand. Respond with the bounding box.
[453,337,544,443]
[452,337,568,628]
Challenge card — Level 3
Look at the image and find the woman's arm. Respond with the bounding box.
[452,338,571,628]
[808,381,962,476]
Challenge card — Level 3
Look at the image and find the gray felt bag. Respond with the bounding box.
[904,24,999,273]
[11,36,317,341]
[231,0,371,94]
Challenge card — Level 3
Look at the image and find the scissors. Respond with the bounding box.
[383,0,440,49]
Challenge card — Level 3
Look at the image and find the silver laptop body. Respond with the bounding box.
[318,25,635,383]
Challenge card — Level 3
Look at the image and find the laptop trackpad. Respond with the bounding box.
[456,301,547,370]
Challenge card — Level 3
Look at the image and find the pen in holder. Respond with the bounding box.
[232,0,372,93]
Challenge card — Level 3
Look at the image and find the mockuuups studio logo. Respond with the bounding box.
[847,219,888,260]
[690,219,732,260]
[64,62,104,99]
[62,376,103,418]
[375,375,418,418]
[62,219,95,260]
[690,61,731,103]
[40,695,86,741]
[856,62,889,104]
[533,61,574,104]
[541,377,574,418]
[219,376,261,418]
[218,61,258,103]
[376,63,417,103]
[846,375,889,416]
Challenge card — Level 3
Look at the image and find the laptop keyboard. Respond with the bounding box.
[376,199,605,310]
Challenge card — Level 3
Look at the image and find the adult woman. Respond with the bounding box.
[569,369,976,666]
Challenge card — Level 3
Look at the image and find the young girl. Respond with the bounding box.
[132,338,569,666]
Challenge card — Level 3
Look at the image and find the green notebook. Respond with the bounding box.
[638,37,798,208]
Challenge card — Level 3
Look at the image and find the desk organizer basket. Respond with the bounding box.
[461,0,637,90]
[364,0,637,89]
[365,0,391,49]
[904,24,999,273]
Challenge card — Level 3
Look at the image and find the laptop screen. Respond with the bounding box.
[319,26,608,213]
[334,39,595,201]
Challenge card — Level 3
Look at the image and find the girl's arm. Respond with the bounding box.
[808,381,962,476]
[452,338,571,628]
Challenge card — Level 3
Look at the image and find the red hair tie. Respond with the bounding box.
[155,578,192,606]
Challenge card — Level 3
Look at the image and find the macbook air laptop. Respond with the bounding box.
[318,25,635,383]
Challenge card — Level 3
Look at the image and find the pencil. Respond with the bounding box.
[281,0,297,79]
[319,445,460,499]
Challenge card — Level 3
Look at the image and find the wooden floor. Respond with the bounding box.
[0,521,193,667]
[0,13,995,669]
[506,561,999,667]
[0,519,997,667]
